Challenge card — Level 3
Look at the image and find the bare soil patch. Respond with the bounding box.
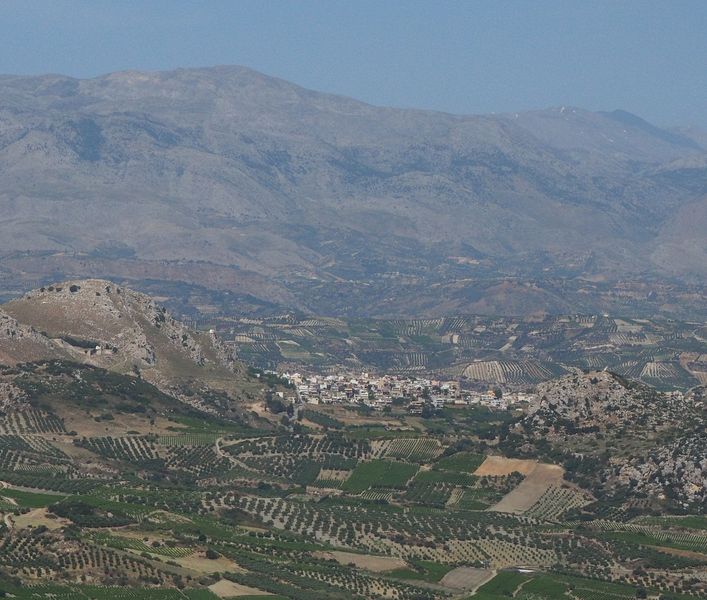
[58,404,178,437]
[315,550,407,572]
[112,529,171,543]
[169,552,241,574]
[14,507,71,530]
[209,578,272,597]
[317,469,350,481]
[440,567,495,591]
[489,462,564,513]
[474,456,538,476]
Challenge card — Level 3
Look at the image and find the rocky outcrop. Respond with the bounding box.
[529,371,636,421]
[615,430,706,509]
[507,370,706,511]
[1,279,249,413]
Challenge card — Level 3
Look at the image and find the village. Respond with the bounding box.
[272,371,534,414]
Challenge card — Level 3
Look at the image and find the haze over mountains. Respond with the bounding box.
[1,65,706,317]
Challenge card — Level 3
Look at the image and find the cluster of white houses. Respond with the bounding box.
[275,371,533,413]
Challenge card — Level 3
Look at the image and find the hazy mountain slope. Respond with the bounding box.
[0,66,705,316]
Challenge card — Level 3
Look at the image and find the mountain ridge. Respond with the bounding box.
[1,65,706,318]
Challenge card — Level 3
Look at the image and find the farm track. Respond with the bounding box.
[214,436,249,470]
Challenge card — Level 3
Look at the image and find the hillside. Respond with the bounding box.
[501,371,706,512]
[0,279,259,416]
[0,66,706,318]
[0,307,69,365]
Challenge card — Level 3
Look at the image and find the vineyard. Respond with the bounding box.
[381,438,442,462]
[462,360,567,385]
[0,390,702,598]
[523,485,592,521]
[157,434,221,446]
[0,409,66,434]
[76,436,161,464]
[89,532,195,557]
[342,460,419,492]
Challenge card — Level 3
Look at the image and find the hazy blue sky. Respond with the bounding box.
[1,1,706,127]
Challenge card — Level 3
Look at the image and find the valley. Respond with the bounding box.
[0,280,704,599]
[217,312,707,391]
[1,8,705,600]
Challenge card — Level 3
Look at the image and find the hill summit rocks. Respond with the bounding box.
[504,370,706,510]
[0,279,247,412]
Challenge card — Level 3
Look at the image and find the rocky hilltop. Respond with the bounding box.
[0,66,706,317]
[527,371,659,430]
[0,279,252,414]
[503,371,706,511]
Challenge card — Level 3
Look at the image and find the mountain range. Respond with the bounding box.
[1,66,706,317]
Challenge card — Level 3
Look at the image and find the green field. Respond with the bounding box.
[344,426,423,440]
[470,572,646,600]
[0,487,66,508]
[474,570,532,597]
[341,459,419,492]
[433,451,485,473]
[521,575,569,598]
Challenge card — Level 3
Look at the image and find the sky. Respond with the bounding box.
[1,0,706,127]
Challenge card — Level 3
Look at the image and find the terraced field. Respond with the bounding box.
[462,360,567,385]
[224,314,707,390]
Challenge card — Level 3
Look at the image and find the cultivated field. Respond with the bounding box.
[488,463,564,514]
[474,456,538,476]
